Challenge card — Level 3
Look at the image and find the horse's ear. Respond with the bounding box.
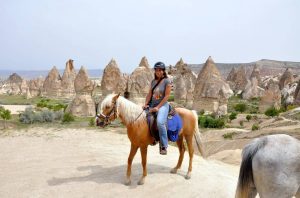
[112,93,120,101]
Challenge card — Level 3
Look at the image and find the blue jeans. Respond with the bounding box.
[156,102,169,148]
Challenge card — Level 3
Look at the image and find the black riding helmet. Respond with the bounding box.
[154,62,166,70]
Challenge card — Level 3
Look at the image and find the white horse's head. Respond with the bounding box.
[97,93,120,127]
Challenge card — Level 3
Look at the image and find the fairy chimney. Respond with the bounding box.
[61,59,76,96]
[259,79,281,112]
[279,68,294,90]
[173,58,197,107]
[28,76,44,97]
[127,56,153,98]
[6,73,28,95]
[101,59,125,96]
[242,77,265,100]
[42,66,62,97]
[193,56,233,112]
[233,66,247,91]
[74,66,94,94]
[250,64,262,86]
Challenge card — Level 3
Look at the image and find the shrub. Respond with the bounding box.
[0,108,12,129]
[168,95,174,102]
[234,103,247,113]
[62,112,75,123]
[264,107,280,117]
[89,117,95,127]
[246,115,252,122]
[54,110,64,120]
[199,109,205,116]
[239,120,244,127]
[222,132,237,139]
[40,109,55,122]
[229,112,237,122]
[19,107,35,124]
[252,124,260,131]
[198,115,225,128]
[286,104,296,111]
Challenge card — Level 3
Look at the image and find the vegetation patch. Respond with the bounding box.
[222,132,237,139]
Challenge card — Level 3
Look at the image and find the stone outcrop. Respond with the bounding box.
[259,80,281,112]
[193,56,233,113]
[28,77,44,97]
[101,59,125,96]
[65,95,95,117]
[242,77,265,100]
[173,58,197,107]
[61,59,76,96]
[67,66,95,117]
[250,65,262,86]
[281,82,297,106]
[127,57,153,98]
[4,73,28,95]
[233,66,247,91]
[279,68,294,90]
[74,66,94,94]
[293,80,300,105]
[42,66,62,97]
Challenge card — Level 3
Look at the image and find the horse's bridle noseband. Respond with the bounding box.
[97,101,117,127]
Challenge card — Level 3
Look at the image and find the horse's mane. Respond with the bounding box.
[101,94,146,125]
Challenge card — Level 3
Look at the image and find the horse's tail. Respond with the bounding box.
[192,110,205,157]
[235,137,267,198]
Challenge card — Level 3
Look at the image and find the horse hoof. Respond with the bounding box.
[125,179,131,186]
[185,173,191,180]
[137,178,145,185]
[170,168,178,174]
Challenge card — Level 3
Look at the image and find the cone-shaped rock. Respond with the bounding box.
[28,76,44,97]
[242,77,265,100]
[42,66,62,97]
[5,73,28,95]
[250,64,262,86]
[293,80,300,105]
[101,59,125,95]
[66,95,96,117]
[233,66,247,91]
[61,59,76,96]
[127,57,153,99]
[173,58,196,107]
[279,68,294,90]
[259,79,281,112]
[193,56,233,112]
[226,67,237,82]
[74,66,94,94]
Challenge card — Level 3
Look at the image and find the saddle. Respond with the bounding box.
[147,105,182,143]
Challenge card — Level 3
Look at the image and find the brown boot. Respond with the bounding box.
[160,146,167,155]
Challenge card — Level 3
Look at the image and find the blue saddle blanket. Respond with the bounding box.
[167,113,182,142]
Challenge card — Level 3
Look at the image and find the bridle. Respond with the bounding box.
[97,101,118,127]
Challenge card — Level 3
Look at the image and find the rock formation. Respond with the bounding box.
[173,58,197,107]
[242,77,265,100]
[101,59,126,96]
[259,79,281,112]
[28,77,44,97]
[4,73,28,95]
[42,66,62,97]
[127,57,153,99]
[250,64,262,86]
[66,66,95,117]
[61,59,76,96]
[193,56,233,113]
[279,68,294,90]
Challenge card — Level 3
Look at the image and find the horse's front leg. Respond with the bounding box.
[125,143,138,185]
[137,145,148,185]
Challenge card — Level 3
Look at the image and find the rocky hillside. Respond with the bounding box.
[188,59,300,78]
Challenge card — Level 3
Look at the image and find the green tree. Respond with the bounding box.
[234,103,247,113]
[246,115,252,122]
[229,112,237,122]
[0,108,12,129]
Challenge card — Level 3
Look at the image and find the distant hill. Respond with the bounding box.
[0,69,103,80]
[188,59,300,78]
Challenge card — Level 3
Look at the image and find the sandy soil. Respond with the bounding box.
[1,105,32,114]
[0,127,239,198]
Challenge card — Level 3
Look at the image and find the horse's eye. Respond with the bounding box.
[105,106,110,109]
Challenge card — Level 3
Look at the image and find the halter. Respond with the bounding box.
[97,101,118,127]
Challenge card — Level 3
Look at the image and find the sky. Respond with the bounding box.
[0,0,299,73]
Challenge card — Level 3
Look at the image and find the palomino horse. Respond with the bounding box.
[98,94,204,185]
[236,134,300,198]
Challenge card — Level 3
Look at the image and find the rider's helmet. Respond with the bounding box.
[154,62,166,70]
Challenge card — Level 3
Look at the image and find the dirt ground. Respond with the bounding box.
[0,127,239,198]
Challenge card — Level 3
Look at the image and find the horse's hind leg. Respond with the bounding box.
[137,145,148,185]
[185,135,194,179]
[171,134,185,174]
[125,143,138,185]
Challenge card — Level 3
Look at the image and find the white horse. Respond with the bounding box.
[236,134,300,198]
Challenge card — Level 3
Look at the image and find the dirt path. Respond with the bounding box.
[0,127,239,198]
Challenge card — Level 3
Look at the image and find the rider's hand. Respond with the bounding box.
[150,107,159,113]
[142,104,149,110]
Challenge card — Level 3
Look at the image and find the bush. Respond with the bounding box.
[229,112,237,122]
[264,107,280,117]
[286,104,296,111]
[252,124,260,131]
[234,103,247,113]
[19,107,62,124]
[239,120,244,127]
[0,107,12,129]
[246,115,252,122]
[19,107,35,124]
[54,110,64,120]
[89,117,95,127]
[222,132,237,139]
[62,112,75,123]
[198,115,225,128]
[40,109,55,122]
[199,109,205,116]
[168,95,174,102]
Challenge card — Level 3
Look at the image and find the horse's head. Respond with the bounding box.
[97,93,120,127]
